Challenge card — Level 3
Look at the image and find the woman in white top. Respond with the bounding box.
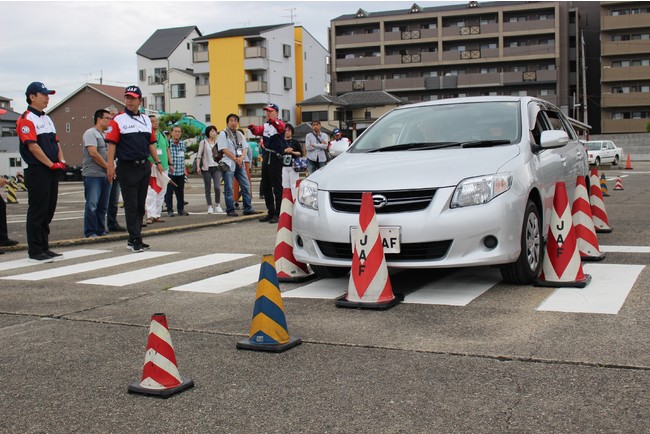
[196,125,224,214]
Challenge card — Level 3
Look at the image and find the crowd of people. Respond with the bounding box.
[3,82,352,261]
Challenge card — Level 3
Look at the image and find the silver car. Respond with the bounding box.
[292,96,589,284]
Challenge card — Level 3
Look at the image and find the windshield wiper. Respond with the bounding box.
[366,142,461,153]
[459,139,511,148]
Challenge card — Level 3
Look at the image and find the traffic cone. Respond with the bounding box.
[589,169,613,233]
[614,177,624,190]
[624,154,633,170]
[336,192,403,309]
[274,188,314,283]
[5,182,18,204]
[599,174,609,197]
[128,313,194,398]
[535,182,591,288]
[237,255,301,352]
[571,176,605,261]
[17,174,27,191]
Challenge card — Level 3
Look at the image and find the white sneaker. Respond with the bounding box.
[207,206,214,214]
[215,205,225,214]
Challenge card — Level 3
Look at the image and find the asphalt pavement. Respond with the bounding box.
[1,166,649,433]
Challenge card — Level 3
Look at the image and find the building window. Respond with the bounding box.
[302,111,328,122]
[171,84,186,99]
[139,69,146,82]
[283,44,291,58]
[152,68,167,84]
[365,111,371,120]
[9,158,22,167]
[282,109,290,122]
[284,77,292,90]
[205,114,211,122]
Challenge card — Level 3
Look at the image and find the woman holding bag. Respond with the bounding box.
[282,123,303,200]
[196,125,224,214]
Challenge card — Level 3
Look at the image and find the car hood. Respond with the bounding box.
[310,146,521,190]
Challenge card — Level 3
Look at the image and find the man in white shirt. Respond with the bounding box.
[305,120,329,175]
[328,128,351,158]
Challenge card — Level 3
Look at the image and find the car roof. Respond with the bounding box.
[398,95,556,111]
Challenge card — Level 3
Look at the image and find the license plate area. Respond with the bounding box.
[350,226,401,254]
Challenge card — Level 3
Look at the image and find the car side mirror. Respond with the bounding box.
[539,130,569,149]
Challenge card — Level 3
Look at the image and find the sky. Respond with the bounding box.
[0,0,460,114]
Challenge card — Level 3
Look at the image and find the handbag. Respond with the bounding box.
[292,157,308,173]
[218,160,229,172]
[212,144,223,163]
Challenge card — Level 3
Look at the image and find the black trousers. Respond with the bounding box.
[261,152,283,217]
[24,166,58,256]
[0,194,8,242]
[107,178,121,230]
[116,161,150,242]
[165,175,186,213]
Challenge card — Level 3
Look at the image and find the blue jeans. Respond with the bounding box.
[307,159,327,176]
[223,164,253,213]
[83,175,111,237]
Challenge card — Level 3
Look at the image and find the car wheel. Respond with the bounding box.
[500,200,542,284]
[311,264,350,279]
[613,155,619,166]
[595,157,600,166]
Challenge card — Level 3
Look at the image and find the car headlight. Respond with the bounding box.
[450,173,512,208]
[298,179,319,210]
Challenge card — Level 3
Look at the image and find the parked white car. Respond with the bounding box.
[585,140,623,166]
[293,96,589,284]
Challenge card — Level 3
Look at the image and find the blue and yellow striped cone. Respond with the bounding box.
[237,255,301,353]
[600,174,610,197]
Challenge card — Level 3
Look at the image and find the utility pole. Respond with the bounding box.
[581,30,588,126]
[283,8,297,23]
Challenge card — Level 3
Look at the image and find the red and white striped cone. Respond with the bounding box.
[128,313,194,398]
[571,176,605,261]
[589,169,613,233]
[336,192,403,309]
[614,177,624,190]
[535,182,591,288]
[274,187,313,283]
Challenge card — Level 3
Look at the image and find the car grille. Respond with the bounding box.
[329,189,436,214]
[317,240,452,261]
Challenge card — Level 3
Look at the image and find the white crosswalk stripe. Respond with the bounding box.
[79,253,253,287]
[0,249,110,272]
[403,267,501,306]
[170,263,260,294]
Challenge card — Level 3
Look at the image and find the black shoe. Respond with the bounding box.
[108,225,126,232]
[0,239,19,247]
[258,214,273,222]
[0,251,4,255]
[184,201,189,205]
[269,216,279,224]
[243,210,262,216]
[127,239,150,251]
[167,210,175,217]
[44,250,63,260]
[28,253,53,264]
[227,211,239,217]
[178,210,189,216]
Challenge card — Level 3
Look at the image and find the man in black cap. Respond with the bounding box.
[16,82,66,263]
[106,86,159,253]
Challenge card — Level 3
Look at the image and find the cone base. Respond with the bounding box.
[581,252,606,262]
[624,168,633,170]
[277,272,316,283]
[127,377,194,398]
[613,188,624,191]
[595,227,613,234]
[534,274,592,288]
[236,336,302,353]
[601,193,610,197]
[335,293,404,310]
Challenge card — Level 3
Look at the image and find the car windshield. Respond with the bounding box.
[586,142,601,151]
[350,101,521,153]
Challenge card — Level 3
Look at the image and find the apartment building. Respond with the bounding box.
[600,1,650,133]
[329,1,605,129]
[192,24,328,129]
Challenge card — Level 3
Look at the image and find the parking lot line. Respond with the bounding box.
[282,277,348,299]
[536,263,645,314]
[0,249,111,272]
[600,245,650,253]
[170,262,259,294]
[80,253,252,287]
[1,251,175,281]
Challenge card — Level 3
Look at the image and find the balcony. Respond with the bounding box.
[601,40,650,57]
[602,13,650,31]
[193,51,208,63]
[196,84,210,96]
[245,81,268,93]
[334,80,382,93]
[384,77,425,91]
[601,118,649,133]
[336,32,381,45]
[602,65,650,82]
[440,22,499,38]
[503,19,555,33]
[458,72,501,87]
[502,44,555,57]
[336,56,381,67]
[601,93,650,108]
[245,46,267,59]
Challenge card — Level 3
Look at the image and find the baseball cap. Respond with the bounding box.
[25,82,56,96]
[263,103,279,112]
[333,128,341,135]
[124,85,142,98]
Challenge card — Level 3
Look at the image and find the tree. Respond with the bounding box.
[157,112,203,152]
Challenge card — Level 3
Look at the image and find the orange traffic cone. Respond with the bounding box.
[572,176,605,261]
[237,255,302,352]
[624,154,633,170]
[589,169,613,233]
[614,177,624,190]
[128,313,194,398]
[274,188,314,283]
[336,192,403,309]
[535,182,591,288]
[600,174,610,197]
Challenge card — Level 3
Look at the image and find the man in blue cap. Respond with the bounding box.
[16,82,66,263]
[328,128,351,158]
